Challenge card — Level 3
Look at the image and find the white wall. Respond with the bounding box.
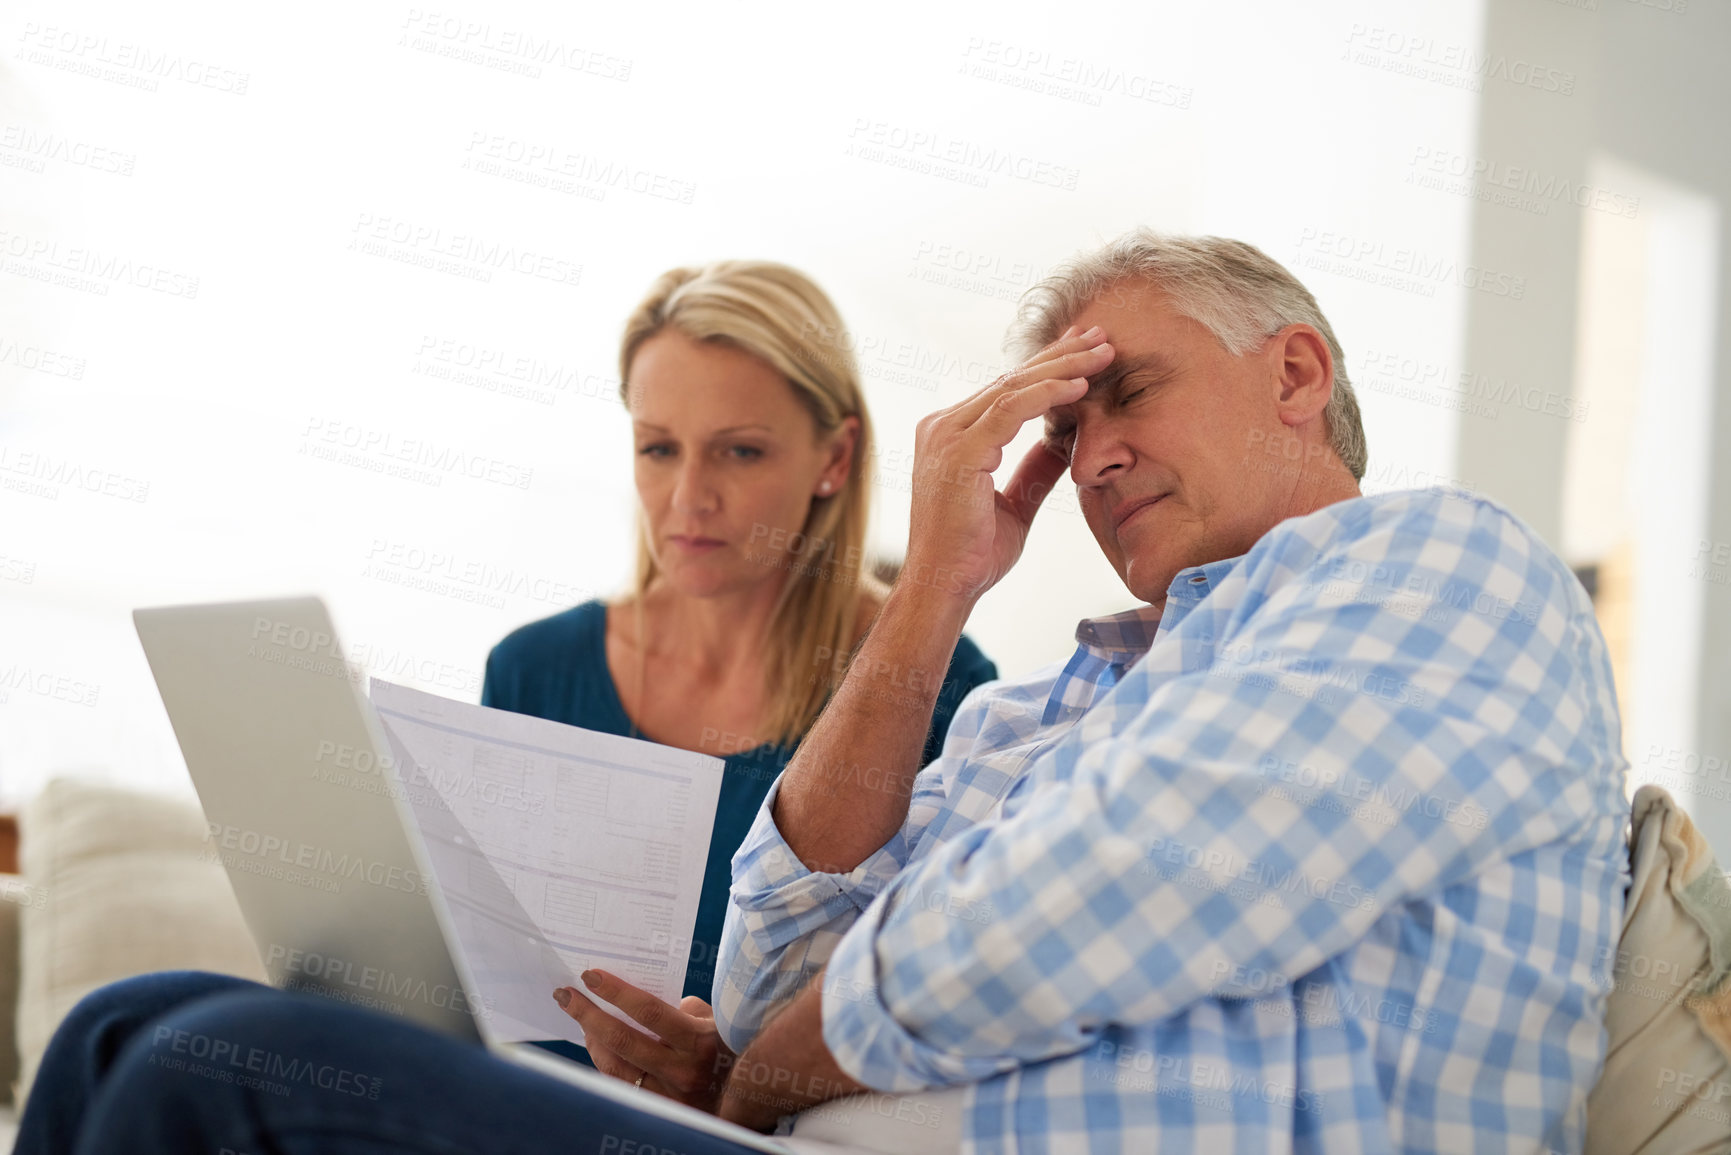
[5,0,1511,804]
[1460,0,1731,854]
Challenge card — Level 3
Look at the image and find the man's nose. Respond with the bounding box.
[1070,418,1131,487]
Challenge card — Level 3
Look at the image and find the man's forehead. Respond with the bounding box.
[1088,348,1180,384]
[1070,278,1189,327]
[1042,349,1181,427]
[1069,284,1224,348]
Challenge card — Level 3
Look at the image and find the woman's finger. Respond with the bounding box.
[580,1029,648,1088]
[578,970,697,1047]
[557,987,671,1074]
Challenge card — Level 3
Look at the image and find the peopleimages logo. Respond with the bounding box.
[204,821,432,896]
[147,1025,380,1101]
[0,228,200,298]
[311,740,547,815]
[1342,25,1575,95]
[1408,147,1639,218]
[462,132,695,204]
[1253,756,1490,831]
[1140,834,1380,912]
[956,38,1193,110]
[0,333,88,378]
[398,9,632,81]
[0,663,101,707]
[845,118,1081,191]
[14,22,251,94]
[1090,1040,1329,1113]
[301,417,534,490]
[348,212,583,288]
[1292,229,1526,299]
[264,944,492,1017]
[0,124,136,175]
[1356,348,1590,424]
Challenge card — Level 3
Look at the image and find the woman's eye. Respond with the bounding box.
[727,445,764,461]
[1118,387,1147,406]
[637,443,674,459]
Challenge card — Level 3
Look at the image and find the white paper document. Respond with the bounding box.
[366,678,724,1046]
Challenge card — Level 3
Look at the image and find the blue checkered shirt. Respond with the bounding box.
[715,489,1628,1154]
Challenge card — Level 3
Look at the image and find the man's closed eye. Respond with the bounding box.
[1044,426,1077,462]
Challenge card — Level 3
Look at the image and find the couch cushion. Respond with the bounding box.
[1585,784,1731,1153]
[15,777,266,1106]
[0,875,23,1106]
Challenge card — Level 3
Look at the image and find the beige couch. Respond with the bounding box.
[1,777,1728,1154]
[0,777,267,1149]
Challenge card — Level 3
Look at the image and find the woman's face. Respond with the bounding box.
[627,328,857,600]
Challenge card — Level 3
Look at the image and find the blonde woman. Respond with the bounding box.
[14,262,994,1155]
[480,261,998,1065]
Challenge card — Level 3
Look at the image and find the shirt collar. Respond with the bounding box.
[1072,554,1245,659]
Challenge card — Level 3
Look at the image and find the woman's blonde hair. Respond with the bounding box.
[618,260,886,748]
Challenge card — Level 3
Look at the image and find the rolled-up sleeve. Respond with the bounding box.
[713,770,947,1052]
[713,673,1012,1053]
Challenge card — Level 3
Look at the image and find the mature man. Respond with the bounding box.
[26,232,1624,1155]
[576,230,1627,1152]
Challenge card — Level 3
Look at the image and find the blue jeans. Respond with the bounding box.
[15,970,764,1155]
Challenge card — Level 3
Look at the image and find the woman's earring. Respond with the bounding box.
[818,480,832,495]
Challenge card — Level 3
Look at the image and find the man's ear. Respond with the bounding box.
[1270,324,1334,428]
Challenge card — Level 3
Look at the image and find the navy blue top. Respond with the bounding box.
[481,599,997,1008]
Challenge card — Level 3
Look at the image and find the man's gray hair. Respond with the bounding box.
[1007,230,1368,480]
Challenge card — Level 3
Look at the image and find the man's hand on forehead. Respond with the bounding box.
[1040,341,1180,461]
[896,323,1115,607]
[985,326,1117,470]
[1037,323,1129,458]
[1037,325,1082,455]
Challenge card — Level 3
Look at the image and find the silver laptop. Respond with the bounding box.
[134,595,792,1153]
